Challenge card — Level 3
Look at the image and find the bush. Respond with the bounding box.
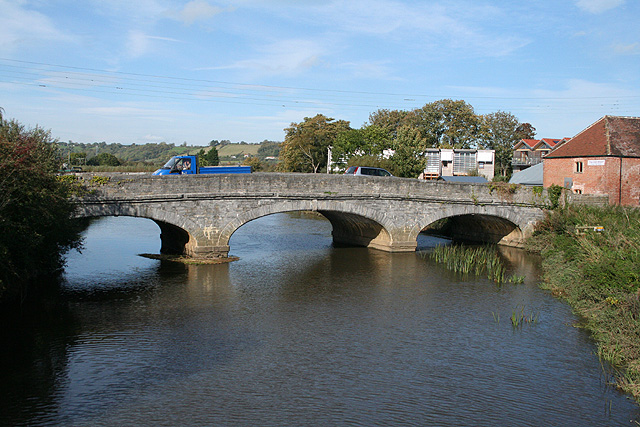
[0,112,83,304]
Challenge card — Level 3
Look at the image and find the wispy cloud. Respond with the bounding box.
[0,0,74,52]
[170,0,226,25]
[215,39,324,77]
[613,43,640,55]
[575,0,625,14]
[126,30,181,58]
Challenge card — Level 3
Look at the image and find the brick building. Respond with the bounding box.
[512,137,569,172]
[543,116,640,206]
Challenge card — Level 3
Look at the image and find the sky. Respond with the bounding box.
[1,0,639,146]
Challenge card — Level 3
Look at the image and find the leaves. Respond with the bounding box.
[279,114,350,173]
[0,116,83,302]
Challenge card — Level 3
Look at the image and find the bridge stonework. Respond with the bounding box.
[73,173,548,259]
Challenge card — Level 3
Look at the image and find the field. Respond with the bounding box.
[217,144,260,158]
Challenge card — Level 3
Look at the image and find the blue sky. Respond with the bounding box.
[1,0,638,145]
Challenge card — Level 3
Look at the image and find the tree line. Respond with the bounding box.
[278,99,535,178]
[58,139,282,168]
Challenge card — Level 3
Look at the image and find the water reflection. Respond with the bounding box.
[0,214,637,426]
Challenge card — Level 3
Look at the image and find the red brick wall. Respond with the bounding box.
[544,157,640,206]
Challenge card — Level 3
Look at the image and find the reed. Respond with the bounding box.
[510,305,539,327]
[430,244,508,285]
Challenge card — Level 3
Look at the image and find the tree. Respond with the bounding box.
[278,114,351,173]
[331,125,390,169]
[0,112,82,303]
[389,125,430,177]
[480,111,527,176]
[406,99,481,149]
[86,152,121,166]
[257,140,281,159]
[515,122,536,140]
[243,156,262,171]
[368,108,409,138]
[205,147,219,166]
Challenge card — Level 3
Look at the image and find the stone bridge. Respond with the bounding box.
[72,173,549,259]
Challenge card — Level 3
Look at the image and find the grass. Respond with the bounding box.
[429,244,525,285]
[527,204,640,401]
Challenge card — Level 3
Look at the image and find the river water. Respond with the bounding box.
[1,213,639,426]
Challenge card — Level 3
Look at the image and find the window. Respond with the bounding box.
[575,161,583,173]
[453,151,476,175]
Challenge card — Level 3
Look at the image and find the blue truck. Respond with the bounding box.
[152,155,251,175]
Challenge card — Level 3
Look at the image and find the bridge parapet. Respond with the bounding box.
[72,173,549,258]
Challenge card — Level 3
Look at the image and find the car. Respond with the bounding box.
[344,166,393,177]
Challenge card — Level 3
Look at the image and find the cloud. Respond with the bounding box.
[575,0,625,13]
[126,30,181,58]
[613,43,640,55]
[0,0,73,52]
[216,39,324,77]
[171,0,225,24]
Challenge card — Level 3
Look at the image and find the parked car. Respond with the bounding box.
[344,166,393,177]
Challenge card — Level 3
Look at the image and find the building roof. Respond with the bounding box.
[439,175,488,183]
[509,162,543,186]
[514,138,569,151]
[514,139,538,150]
[546,116,640,159]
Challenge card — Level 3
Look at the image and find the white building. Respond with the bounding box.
[420,149,495,181]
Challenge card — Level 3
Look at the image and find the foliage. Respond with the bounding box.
[0,112,83,304]
[389,125,429,177]
[57,140,278,167]
[480,111,526,176]
[410,99,481,148]
[86,152,121,166]
[528,204,640,400]
[331,125,390,170]
[89,176,110,186]
[278,114,350,173]
[256,140,281,159]
[547,184,564,209]
[242,156,262,171]
[205,146,219,166]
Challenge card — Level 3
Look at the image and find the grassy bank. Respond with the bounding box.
[527,204,640,401]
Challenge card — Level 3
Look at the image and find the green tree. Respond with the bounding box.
[196,148,208,166]
[331,125,390,169]
[407,99,481,149]
[480,111,526,176]
[516,122,537,140]
[69,152,86,166]
[0,111,82,303]
[389,125,429,177]
[205,146,219,166]
[243,156,262,171]
[279,114,351,173]
[368,108,409,138]
[87,152,121,166]
[257,140,281,159]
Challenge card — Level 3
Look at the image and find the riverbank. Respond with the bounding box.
[526,204,640,401]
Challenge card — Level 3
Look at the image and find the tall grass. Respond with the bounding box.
[429,244,508,284]
[528,204,640,401]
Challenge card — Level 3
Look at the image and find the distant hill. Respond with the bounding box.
[57,140,280,166]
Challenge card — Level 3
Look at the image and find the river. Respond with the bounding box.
[1,213,639,426]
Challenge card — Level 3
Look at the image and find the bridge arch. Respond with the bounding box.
[411,205,532,248]
[72,202,203,256]
[216,200,396,253]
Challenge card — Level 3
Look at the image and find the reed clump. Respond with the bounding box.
[429,244,512,285]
